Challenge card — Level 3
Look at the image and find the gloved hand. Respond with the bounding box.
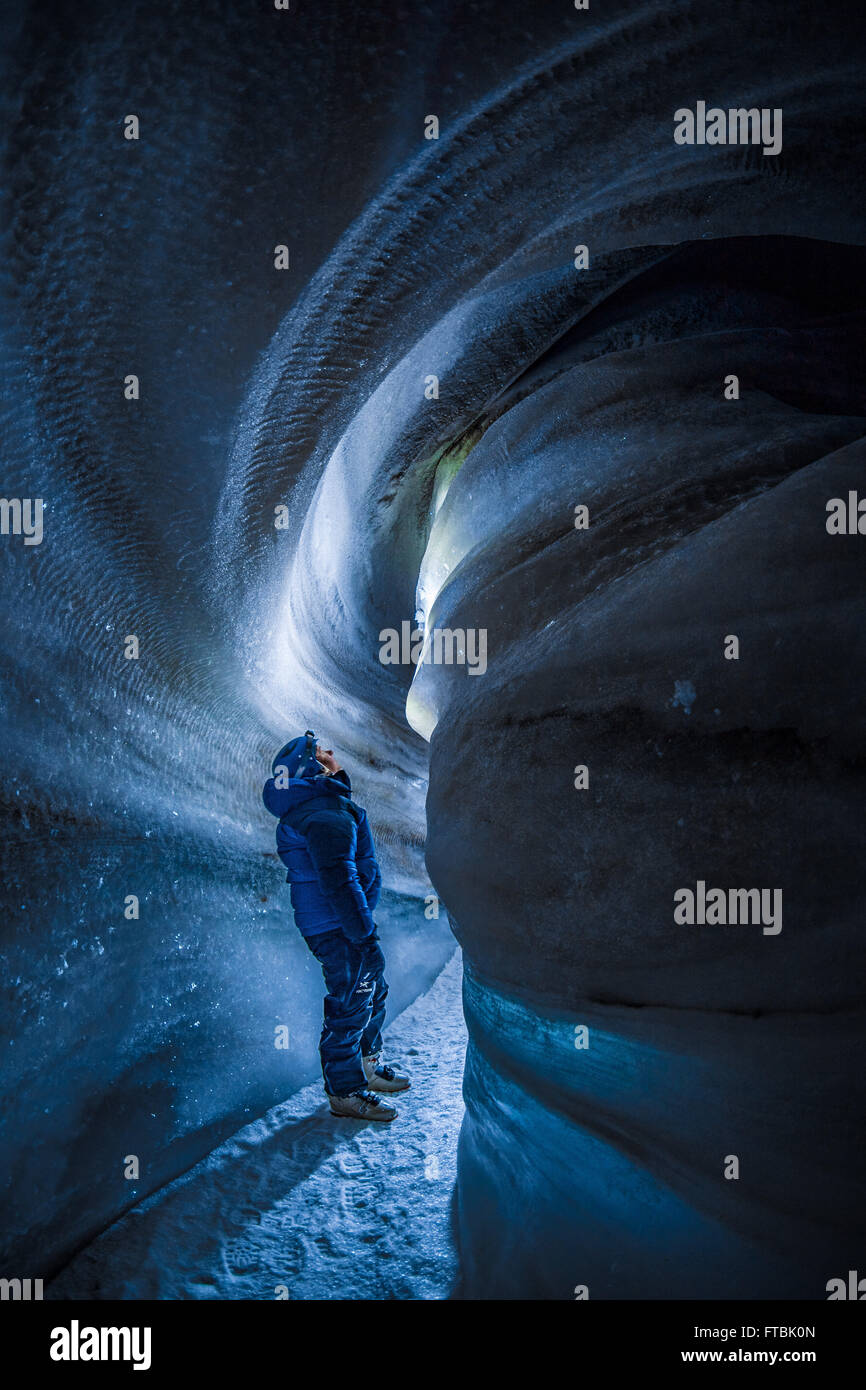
[341,921,379,946]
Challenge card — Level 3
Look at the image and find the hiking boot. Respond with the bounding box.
[363,1054,411,1093]
[328,1088,397,1121]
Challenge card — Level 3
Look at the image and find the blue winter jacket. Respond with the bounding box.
[262,766,381,941]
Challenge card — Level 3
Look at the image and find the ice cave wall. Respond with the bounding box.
[1,0,864,1293]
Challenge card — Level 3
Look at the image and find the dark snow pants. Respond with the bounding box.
[305,927,388,1096]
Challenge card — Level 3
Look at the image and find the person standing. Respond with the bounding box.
[263,730,410,1121]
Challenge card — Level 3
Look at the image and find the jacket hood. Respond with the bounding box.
[271,732,320,779]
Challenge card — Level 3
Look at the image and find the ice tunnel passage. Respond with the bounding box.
[2,0,865,1297]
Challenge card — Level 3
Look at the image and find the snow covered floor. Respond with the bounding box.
[49,951,466,1301]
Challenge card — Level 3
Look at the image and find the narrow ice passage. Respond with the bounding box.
[47,953,466,1301]
[4,0,864,1301]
